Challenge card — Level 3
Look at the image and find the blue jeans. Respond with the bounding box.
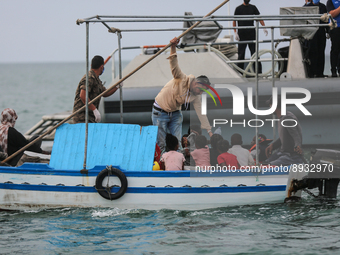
[152,107,183,151]
[265,151,304,166]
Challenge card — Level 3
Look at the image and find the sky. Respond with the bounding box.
[0,0,327,63]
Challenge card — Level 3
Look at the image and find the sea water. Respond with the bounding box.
[0,62,117,134]
[1,62,340,254]
[1,200,340,254]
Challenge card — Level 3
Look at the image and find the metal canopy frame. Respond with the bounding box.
[77,13,333,168]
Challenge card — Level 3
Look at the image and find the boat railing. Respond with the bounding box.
[24,112,72,141]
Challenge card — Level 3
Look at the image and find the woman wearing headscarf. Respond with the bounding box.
[0,108,48,166]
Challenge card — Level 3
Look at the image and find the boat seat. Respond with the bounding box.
[49,123,157,171]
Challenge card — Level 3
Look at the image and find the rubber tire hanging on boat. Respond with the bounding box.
[95,166,128,200]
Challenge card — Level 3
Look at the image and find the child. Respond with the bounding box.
[209,134,223,166]
[181,134,191,166]
[191,135,210,168]
[160,134,185,171]
[187,124,202,153]
[228,133,255,166]
[217,140,240,168]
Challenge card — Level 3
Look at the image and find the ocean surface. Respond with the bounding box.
[1,62,340,254]
[1,199,340,254]
[0,62,117,134]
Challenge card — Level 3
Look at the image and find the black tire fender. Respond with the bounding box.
[95,166,128,200]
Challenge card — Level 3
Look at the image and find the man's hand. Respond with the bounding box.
[170,37,180,46]
[263,29,268,36]
[93,109,101,123]
[208,131,213,137]
[191,130,200,136]
[294,146,303,155]
[265,143,273,158]
[170,37,179,55]
[234,32,240,41]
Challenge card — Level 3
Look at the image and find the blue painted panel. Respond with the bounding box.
[49,123,157,171]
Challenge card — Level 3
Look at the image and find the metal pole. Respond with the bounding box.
[255,20,259,166]
[80,15,325,23]
[227,2,231,36]
[271,27,276,141]
[110,49,119,81]
[112,52,115,82]
[83,22,89,171]
[95,23,328,33]
[118,31,123,123]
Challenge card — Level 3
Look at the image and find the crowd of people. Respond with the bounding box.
[149,31,306,170]
[156,94,305,171]
[157,122,304,171]
[233,0,340,78]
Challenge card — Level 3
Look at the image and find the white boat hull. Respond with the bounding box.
[0,163,289,211]
[0,188,286,211]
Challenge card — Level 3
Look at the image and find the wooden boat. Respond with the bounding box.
[0,123,291,211]
[1,9,339,210]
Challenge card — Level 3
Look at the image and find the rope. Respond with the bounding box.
[212,44,238,58]
[94,165,113,199]
[303,188,318,198]
[105,165,112,200]
[242,50,284,78]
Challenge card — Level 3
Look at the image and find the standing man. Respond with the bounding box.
[265,97,304,166]
[233,0,268,73]
[326,0,340,77]
[73,55,119,123]
[305,0,328,78]
[152,37,213,151]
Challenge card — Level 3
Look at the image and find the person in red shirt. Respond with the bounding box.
[217,140,240,169]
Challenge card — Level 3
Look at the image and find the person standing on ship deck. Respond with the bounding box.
[152,37,213,152]
[305,0,328,78]
[326,0,340,77]
[233,0,268,73]
[73,55,120,123]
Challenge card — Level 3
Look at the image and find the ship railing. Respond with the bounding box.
[76,12,334,169]
[97,14,333,81]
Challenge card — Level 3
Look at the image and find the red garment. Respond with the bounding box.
[217,152,240,168]
[154,144,161,164]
